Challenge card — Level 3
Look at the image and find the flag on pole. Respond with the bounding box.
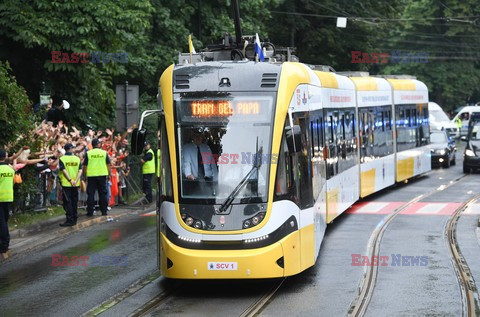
[188,35,196,54]
[254,33,264,62]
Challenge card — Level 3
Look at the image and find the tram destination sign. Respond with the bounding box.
[179,97,272,122]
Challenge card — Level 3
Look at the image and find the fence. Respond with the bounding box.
[13,155,152,214]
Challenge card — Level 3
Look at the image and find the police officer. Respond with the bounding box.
[141,141,155,203]
[59,143,82,226]
[0,149,14,257]
[83,139,110,216]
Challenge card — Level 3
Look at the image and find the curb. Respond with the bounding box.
[10,215,66,239]
[9,203,154,239]
[7,206,155,259]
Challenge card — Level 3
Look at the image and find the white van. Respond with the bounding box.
[428,102,458,138]
[451,105,480,137]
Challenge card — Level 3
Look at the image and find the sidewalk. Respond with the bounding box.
[4,203,155,260]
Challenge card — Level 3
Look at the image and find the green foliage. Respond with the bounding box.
[1,0,479,130]
[0,61,32,148]
[0,0,153,129]
[382,0,480,110]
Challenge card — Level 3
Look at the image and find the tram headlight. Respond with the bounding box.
[193,220,203,229]
[465,149,476,157]
[185,217,194,226]
[243,212,266,229]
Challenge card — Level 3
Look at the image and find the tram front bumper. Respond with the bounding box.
[159,231,301,279]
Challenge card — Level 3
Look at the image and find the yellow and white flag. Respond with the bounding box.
[188,35,196,54]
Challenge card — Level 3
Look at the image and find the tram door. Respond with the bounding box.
[292,114,314,209]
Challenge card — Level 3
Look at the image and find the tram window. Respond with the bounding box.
[351,112,356,137]
[310,121,315,155]
[333,112,342,141]
[406,109,411,126]
[376,111,383,131]
[341,114,346,139]
[381,111,385,131]
[412,109,417,126]
[159,117,173,202]
[274,138,292,199]
[316,119,320,148]
[344,113,349,136]
[326,115,334,143]
[386,110,391,129]
[397,109,405,126]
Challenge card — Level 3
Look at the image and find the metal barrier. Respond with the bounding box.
[12,155,153,214]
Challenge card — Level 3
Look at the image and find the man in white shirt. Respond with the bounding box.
[182,130,217,182]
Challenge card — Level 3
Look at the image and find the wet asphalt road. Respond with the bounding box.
[1,144,480,316]
[0,213,157,316]
[261,150,480,316]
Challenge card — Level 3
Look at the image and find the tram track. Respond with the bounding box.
[127,277,285,317]
[347,174,469,317]
[129,283,181,317]
[239,278,286,317]
[445,194,480,317]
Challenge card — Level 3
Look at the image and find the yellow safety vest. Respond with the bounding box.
[156,149,161,178]
[455,117,462,129]
[142,149,155,175]
[86,148,109,177]
[0,164,14,202]
[59,155,81,187]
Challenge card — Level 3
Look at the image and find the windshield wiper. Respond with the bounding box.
[217,138,263,213]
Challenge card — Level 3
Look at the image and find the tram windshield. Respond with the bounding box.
[175,93,275,204]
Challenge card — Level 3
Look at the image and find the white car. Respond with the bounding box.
[451,105,480,137]
[428,102,459,138]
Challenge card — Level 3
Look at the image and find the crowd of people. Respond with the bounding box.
[29,100,134,207]
[0,98,158,257]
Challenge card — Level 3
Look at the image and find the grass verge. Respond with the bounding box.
[10,206,65,230]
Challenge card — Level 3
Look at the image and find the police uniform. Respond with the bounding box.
[142,147,155,203]
[84,145,110,216]
[0,161,14,253]
[59,152,81,225]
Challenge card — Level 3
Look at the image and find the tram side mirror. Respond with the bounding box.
[131,128,147,155]
[285,125,302,153]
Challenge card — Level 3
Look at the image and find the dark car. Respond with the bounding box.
[462,113,480,173]
[430,130,456,168]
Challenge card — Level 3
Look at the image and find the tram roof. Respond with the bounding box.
[386,78,428,92]
[348,76,391,92]
[312,70,356,90]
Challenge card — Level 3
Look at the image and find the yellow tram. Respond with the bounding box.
[132,38,430,280]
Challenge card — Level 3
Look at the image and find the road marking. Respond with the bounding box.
[140,210,156,217]
[347,202,470,216]
[355,202,390,213]
[464,203,480,215]
[405,203,448,214]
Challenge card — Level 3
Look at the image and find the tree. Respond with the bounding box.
[382,0,480,110]
[0,61,32,148]
[0,0,153,129]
